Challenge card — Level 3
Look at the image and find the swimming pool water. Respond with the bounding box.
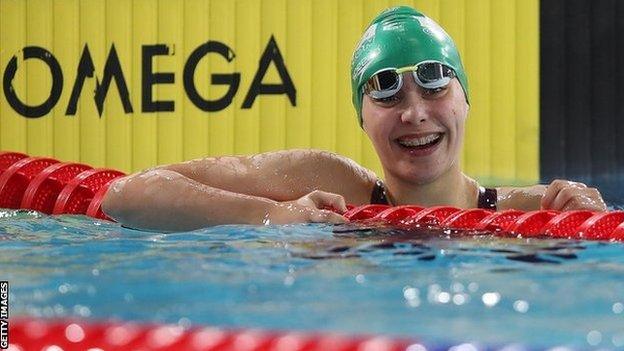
[1,210,624,349]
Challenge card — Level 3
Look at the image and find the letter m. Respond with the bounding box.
[65,44,133,116]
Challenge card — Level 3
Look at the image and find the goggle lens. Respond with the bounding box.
[370,70,400,91]
[417,63,445,84]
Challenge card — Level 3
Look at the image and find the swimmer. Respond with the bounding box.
[102,6,606,232]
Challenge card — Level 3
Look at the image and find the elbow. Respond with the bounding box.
[101,176,133,222]
[101,169,186,230]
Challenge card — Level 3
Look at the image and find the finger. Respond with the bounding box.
[295,196,316,209]
[540,181,563,210]
[308,191,347,213]
[582,187,608,211]
[541,180,586,209]
[561,196,602,212]
[323,194,348,214]
[549,186,580,210]
[561,190,607,212]
[297,190,330,208]
[310,210,347,224]
[589,188,608,212]
[305,190,325,205]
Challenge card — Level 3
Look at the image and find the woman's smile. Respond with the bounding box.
[394,132,445,157]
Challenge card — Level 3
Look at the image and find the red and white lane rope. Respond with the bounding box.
[342,204,624,241]
[7,318,418,351]
[0,152,124,220]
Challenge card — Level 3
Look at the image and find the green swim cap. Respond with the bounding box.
[351,6,469,127]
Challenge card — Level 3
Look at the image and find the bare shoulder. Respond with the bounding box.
[287,149,376,180]
[265,149,378,204]
[496,185,546,211]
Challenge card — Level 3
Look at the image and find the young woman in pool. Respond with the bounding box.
[102,6,606,231]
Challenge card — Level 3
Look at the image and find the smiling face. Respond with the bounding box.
[362,73,468,185]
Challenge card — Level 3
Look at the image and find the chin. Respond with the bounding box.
[407,173,441,185]
[391,165,444,185]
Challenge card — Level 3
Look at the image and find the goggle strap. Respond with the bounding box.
[395,66,414,74]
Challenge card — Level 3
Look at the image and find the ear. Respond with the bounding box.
[361,117,368,133]
[360,96,371,133]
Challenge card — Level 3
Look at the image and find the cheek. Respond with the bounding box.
[438,103,466,153]
[453,108,466,129]
[361,99,375,132]
[364,119,390,148]
[451,108,468,149]
[362,100,393,139]
[448,100,468,129]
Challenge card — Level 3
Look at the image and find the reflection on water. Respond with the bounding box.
[1,210,624,349]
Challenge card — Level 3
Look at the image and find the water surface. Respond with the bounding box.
[1,210,624,349]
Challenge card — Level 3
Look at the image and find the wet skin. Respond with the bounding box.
[361,74,477,208]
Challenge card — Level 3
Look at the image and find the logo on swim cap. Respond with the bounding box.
[350,6,469,127]
[415,16,448,42]
[352,24,378,84]
[353,23,377,57]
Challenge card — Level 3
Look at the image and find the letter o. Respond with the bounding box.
[3,46,63,118]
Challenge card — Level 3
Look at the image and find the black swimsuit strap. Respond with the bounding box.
[477,186,498,210]
[370,179,498,210]
[370,179,391,205]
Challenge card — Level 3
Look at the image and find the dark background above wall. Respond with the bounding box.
[541,0,624,205]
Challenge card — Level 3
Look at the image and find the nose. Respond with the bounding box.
[399,91,429,124]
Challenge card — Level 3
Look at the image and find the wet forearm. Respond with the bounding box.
[102,169,277,231]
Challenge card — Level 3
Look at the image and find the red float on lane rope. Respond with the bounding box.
[53,169,126,215]
[343,204,390,221]
[0,151,27,172]
[374,205,423,224]
[0,157,59,209]
[0,151,124,222]
[475,210,524,231]
[21,162,93,214]
[408,206,461,226]
[507,210,560,237]
[86,176,124,220]
[441,208,493,229]
[609,221,624,240]
[576,211,624,240]
[542,210,595,238]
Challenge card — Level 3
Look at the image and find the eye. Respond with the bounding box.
[422,86,447,97]
[371,92,401,105]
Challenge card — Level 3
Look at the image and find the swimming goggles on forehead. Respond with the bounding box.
[363,61,456,100]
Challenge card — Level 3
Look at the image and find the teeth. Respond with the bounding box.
[398,134,441,147]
